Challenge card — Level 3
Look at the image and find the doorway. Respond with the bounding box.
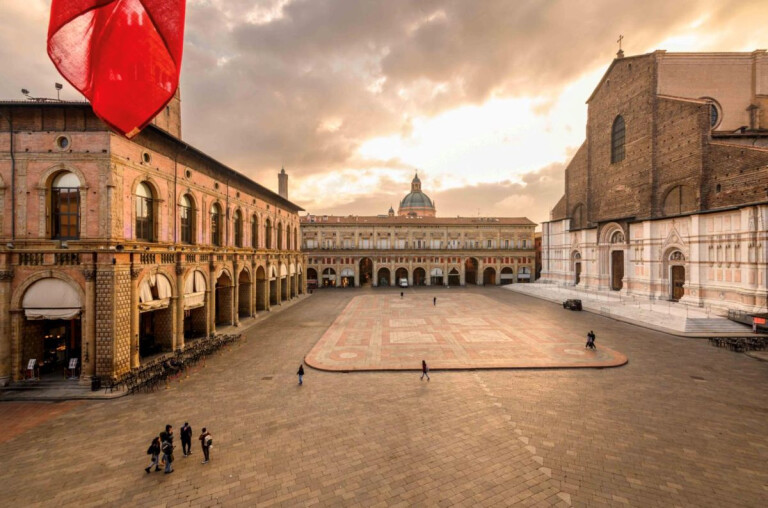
[671,265,685,301]
[611,250,624,291]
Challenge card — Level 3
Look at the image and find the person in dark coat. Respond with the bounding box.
[199,428,212,464]
[145,436,161,473]
[297,364,305,385]
[433,297,437,306]
[180,422,192,456]
[420,360,430,381]
[160,424,174,474]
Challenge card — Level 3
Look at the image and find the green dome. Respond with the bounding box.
[399,191,434,209]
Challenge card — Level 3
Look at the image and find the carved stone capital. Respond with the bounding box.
[175,264,185,275]
[0,269,13,281]
[82,269,96,282]
[130,268,142,280]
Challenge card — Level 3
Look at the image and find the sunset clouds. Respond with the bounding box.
[1,0,766,224]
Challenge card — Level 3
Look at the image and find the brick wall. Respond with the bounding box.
[587,54,656,222]
[564,142,588,223]
[704,143,768,209]
[95,269,114,376]
[153,306,174,351]
[215,285,232,325]
[113,269,131,375]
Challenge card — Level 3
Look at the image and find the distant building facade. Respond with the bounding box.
[0,95,305,384]
[301,175,536,288]
[541,50,768,314]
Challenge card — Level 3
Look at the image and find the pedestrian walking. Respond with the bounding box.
[420,360,430,381]
[180,422,192,457]
[160,424,174,474]
[199,428,212,464]
[586,331,596,350]
[144,436,161,473]
[433,297,437,306]
[400,291,404,299]
[297,364,304,385]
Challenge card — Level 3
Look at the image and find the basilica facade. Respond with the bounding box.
[0,94,305,384]
[541,50,768,314]
[301,174,536,288]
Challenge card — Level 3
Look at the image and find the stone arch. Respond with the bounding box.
[39,163,88,190]
[413,267,427,286]
[11,270,84,311]
[662,185,696,216]
[600,222,625,244]
[238,265,252,318]
[255,265,268,311]
[215,268,234,327]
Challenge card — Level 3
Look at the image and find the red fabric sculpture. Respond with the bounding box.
[48,0,186,138]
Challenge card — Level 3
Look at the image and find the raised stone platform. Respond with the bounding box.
[305,293,627,371]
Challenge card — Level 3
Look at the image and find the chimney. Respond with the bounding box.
[278,167,288,199]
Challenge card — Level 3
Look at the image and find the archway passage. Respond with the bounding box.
[611,250,624,291]
[139,273,173,356]
[20,278,83,379]
[290,264,297,298]
[448,268,460,286]
[340,267,354,288]
[465,258,479,285]
[255,266,268,311]
[483,267,496,286]
[413,267,426,286]
[322,268,336,287]
[671,265,685,301]
[377,267,391,286]
[238,269,252,319]
[183,270,207,340]
[215,271,234,327]
[575,262,582,285]
[395,267,408,286]
[307,267,318,290]
[359,258,373,286]
[500,267,514,286]
[430,267,443,286]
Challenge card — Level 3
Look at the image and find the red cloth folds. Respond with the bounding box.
[48,0,185,138]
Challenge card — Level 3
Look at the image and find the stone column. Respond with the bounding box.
[208,271,216,335]
[82,268,97,381]
[0,269,14,386]
[232,262,240,326]
[460,258,466,286]
[176,264,185,349]
[130,267,140,369]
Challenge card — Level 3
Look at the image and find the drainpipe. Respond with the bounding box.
[0,111,14,241]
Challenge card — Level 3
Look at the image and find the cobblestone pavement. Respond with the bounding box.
[306,292,626,370]
[2,287,767,507]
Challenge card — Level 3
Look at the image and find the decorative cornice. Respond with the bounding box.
[175,264,185,275]
[82,269,96,281]
[130,268,142,280]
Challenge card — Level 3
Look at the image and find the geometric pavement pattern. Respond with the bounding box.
[306,294,627,370]
[1,287,766,507]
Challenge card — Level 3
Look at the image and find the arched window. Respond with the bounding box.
[277,223,283,250]
[180,194,194,244]
[611,115,625,163]
[135,182,154,242]
[233,209,243,247]
[210,203,222,246]
[286,226,292,250]
[51,172,80,240]
[265,219,272,249]
[251,215,258,248]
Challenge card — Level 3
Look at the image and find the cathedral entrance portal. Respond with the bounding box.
[671,265,685,301]
[610,251,624,291]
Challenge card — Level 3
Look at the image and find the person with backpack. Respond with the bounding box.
[144,436,161,474]
[199,428,212,464]
[180,422,193,457]
[160,424,174,474]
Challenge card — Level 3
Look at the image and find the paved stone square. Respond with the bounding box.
[306,293,626,370]
[1,287,767,507]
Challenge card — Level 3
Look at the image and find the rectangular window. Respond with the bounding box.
[180,205,193,244]
[52,188,80,240]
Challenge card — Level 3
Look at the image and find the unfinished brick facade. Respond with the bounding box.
[542,50,768,314]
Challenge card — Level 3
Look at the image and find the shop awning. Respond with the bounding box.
[139,273,172,311]
[184,270,206,310]
[430,268,443,277]
[289,263,296,275]
[22,278,82,320]
[340,268,354,277]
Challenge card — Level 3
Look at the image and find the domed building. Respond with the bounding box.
[398,172,436,217]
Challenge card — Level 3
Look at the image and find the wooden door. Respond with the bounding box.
[671,265,685,301]
[574,262,581,285]
[611,250,624,291]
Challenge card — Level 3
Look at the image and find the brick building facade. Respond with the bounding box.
[0,95,305,385]
[301,175,536,288]
[541,50,768,314]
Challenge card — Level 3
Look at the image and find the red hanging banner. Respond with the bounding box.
[48,0,186,138]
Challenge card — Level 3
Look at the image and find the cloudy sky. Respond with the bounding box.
[1,1,766,225]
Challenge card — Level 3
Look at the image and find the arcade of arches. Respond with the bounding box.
[1,254,305,384]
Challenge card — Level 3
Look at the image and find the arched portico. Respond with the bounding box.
[215,270,234,327]
[238,268,253,318]
[255,266,268,311]
[465,257,479,285]
[377,267,391,286]
[500,267,515,285]
[483,267,496,286]
[183,270,208,340]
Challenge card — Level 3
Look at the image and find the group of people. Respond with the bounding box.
[585,330,597,350]
[145,423,213,474]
